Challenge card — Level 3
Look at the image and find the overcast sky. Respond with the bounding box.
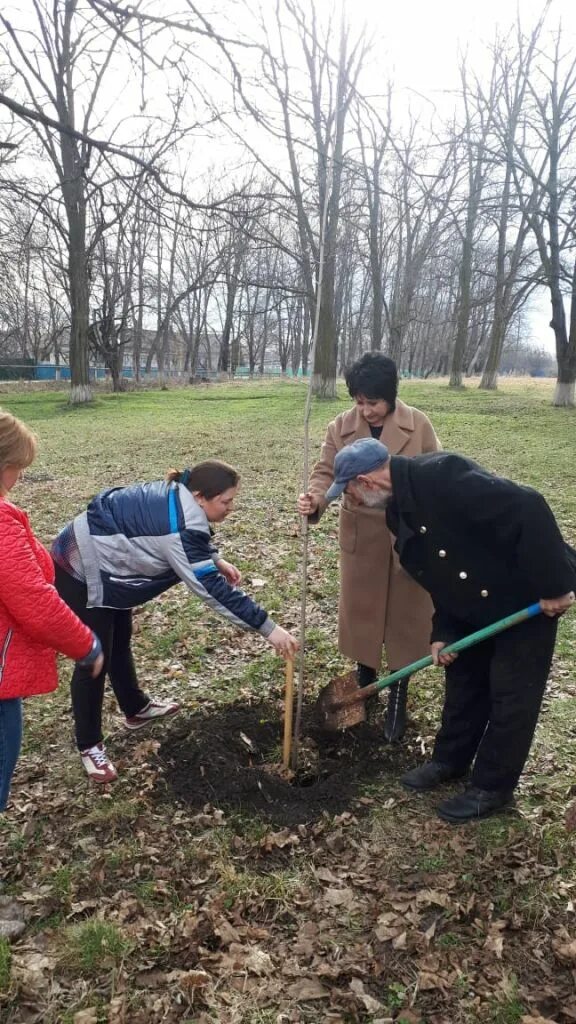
[347,0,576,90]
[343,0,575,352]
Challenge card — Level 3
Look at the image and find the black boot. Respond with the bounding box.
[384,678,409,741]
[436,787,514,823]
[357,663,377,688]
[357,664,378,721]
[401,760,466,792]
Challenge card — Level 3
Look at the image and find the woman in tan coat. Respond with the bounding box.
[298,352,441,740]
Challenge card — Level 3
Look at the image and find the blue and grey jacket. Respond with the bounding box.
[52,480,275,637]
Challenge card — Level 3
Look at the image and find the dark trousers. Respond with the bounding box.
[0,698,23,812]
[357,663,377,687]
[433,613,558,792]
[357,663,410,690]
[54,565,149,751]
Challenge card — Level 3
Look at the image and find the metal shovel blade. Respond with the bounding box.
[315,670,367,731]
[316,602,545,734]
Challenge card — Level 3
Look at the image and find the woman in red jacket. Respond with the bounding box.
[0,410,103,812]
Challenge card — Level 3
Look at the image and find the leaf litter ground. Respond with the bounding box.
[1,381,576,1024]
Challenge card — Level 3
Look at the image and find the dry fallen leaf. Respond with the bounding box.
[484,932,504,959]
[323,887,358,910]
[566,800,576,832]
[521,1016,561,1024]
[168,968,211,996]
[213,917,241,946]
[260,828,301,852]
[73,1012,98,1024]
[132,738,161,762]
[416,889,452,908]
[11,952,56,996]
[553,938,576,963]
[286,978,330,1001]
[418,969,452,993]
[244,948,275,976]
[107,996,127,1024]
[350,977,384,1013]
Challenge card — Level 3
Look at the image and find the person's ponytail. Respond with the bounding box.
[166,460,239,498]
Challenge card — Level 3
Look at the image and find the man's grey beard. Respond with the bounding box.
[356,484,391,509]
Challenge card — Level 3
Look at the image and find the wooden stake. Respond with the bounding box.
[291,153,334,771]
[282,657,295,770]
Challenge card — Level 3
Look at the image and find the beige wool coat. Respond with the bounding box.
[308,399,441,671]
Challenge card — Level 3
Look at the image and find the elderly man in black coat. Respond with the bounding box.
[325,439,576,822]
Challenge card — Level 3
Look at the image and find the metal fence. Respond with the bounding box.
[0,362,313,382]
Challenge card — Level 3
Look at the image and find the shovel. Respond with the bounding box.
[317,602,543,732]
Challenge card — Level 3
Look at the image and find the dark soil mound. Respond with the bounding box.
[155,700,415,826]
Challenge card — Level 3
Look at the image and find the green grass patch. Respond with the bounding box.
[1,377,575,1023]
[49,866,73,902]
[59,919,132,976]
[80,797,144,830]
[488,987,525,1024]
[0,937,12,992]
[221,865,307,912]
[436,931,462,948]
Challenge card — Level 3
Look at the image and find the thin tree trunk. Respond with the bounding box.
[552,257,576,406]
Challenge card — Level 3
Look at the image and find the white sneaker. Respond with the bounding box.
[80,743,118,784]
[123,699,180,731]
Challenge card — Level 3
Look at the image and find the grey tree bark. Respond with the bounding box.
[509,27,576,406]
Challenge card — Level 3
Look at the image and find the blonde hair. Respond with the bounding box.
[0,410,38,471]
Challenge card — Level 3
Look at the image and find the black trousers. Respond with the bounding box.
[433,613,558,792]
[357,663,377,687]
[54,565,149,751]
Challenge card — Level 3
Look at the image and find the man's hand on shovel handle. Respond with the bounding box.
[431,642,458,667]
[540,591,575,617]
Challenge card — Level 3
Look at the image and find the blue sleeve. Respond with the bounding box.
[200,570,272,632]
[158,530,275,636]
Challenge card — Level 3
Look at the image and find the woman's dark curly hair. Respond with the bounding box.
[344,352,399,409]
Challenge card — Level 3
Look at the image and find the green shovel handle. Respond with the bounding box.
[362,602,543,699]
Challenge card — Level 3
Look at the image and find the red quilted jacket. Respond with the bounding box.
[0,496,94,700]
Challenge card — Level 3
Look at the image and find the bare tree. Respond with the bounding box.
[509,25,576,406]
[449,60,498,388]
[238,1,369,395]
[477,23,544,389]
[0,3,132,400]
[355,95,392,351]
[380,127,459,369]
[0,2,217,400]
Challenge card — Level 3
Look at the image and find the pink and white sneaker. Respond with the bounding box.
[80,743,118,784]
[123,699,181,731]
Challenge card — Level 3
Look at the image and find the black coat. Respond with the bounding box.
[386,452,576,643]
